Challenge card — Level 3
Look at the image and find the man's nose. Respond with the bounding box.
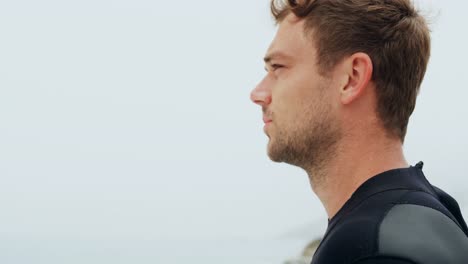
[250,77,272,106]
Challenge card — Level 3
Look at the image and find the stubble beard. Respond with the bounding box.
[267,103,341,183]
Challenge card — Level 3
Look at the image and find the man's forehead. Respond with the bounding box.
[264,18,311,63]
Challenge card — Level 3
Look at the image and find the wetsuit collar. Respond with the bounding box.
[328,162,432,227]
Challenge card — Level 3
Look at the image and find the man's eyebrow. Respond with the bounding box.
[263,51,292,64]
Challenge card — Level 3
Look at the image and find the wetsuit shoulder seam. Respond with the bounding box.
[391,189,465,231]
[373,189,413,256]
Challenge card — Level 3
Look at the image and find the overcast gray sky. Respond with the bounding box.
[0,0,467,263]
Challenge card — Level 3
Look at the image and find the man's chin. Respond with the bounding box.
[267,142,284,163]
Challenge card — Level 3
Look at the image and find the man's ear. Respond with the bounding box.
[340,52,373,105]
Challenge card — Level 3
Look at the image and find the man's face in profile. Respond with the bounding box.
[250,14,341,168]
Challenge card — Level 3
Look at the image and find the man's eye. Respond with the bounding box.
[272,64,284,70]
[264,64,285,73]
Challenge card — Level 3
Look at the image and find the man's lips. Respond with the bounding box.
[263,116,273,124]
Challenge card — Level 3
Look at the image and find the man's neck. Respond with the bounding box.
[306,134,409,219]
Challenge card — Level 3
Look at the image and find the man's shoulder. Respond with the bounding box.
[377,201,468,264]
[313,189,468,264]
[366,189,468,263]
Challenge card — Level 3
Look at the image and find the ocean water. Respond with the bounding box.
[0,237,311,264]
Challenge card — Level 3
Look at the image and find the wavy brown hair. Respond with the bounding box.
[271,0,431,141]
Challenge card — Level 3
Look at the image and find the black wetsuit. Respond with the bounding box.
[311,162,468,264]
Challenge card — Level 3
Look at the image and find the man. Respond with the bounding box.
[250,0,468,263]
